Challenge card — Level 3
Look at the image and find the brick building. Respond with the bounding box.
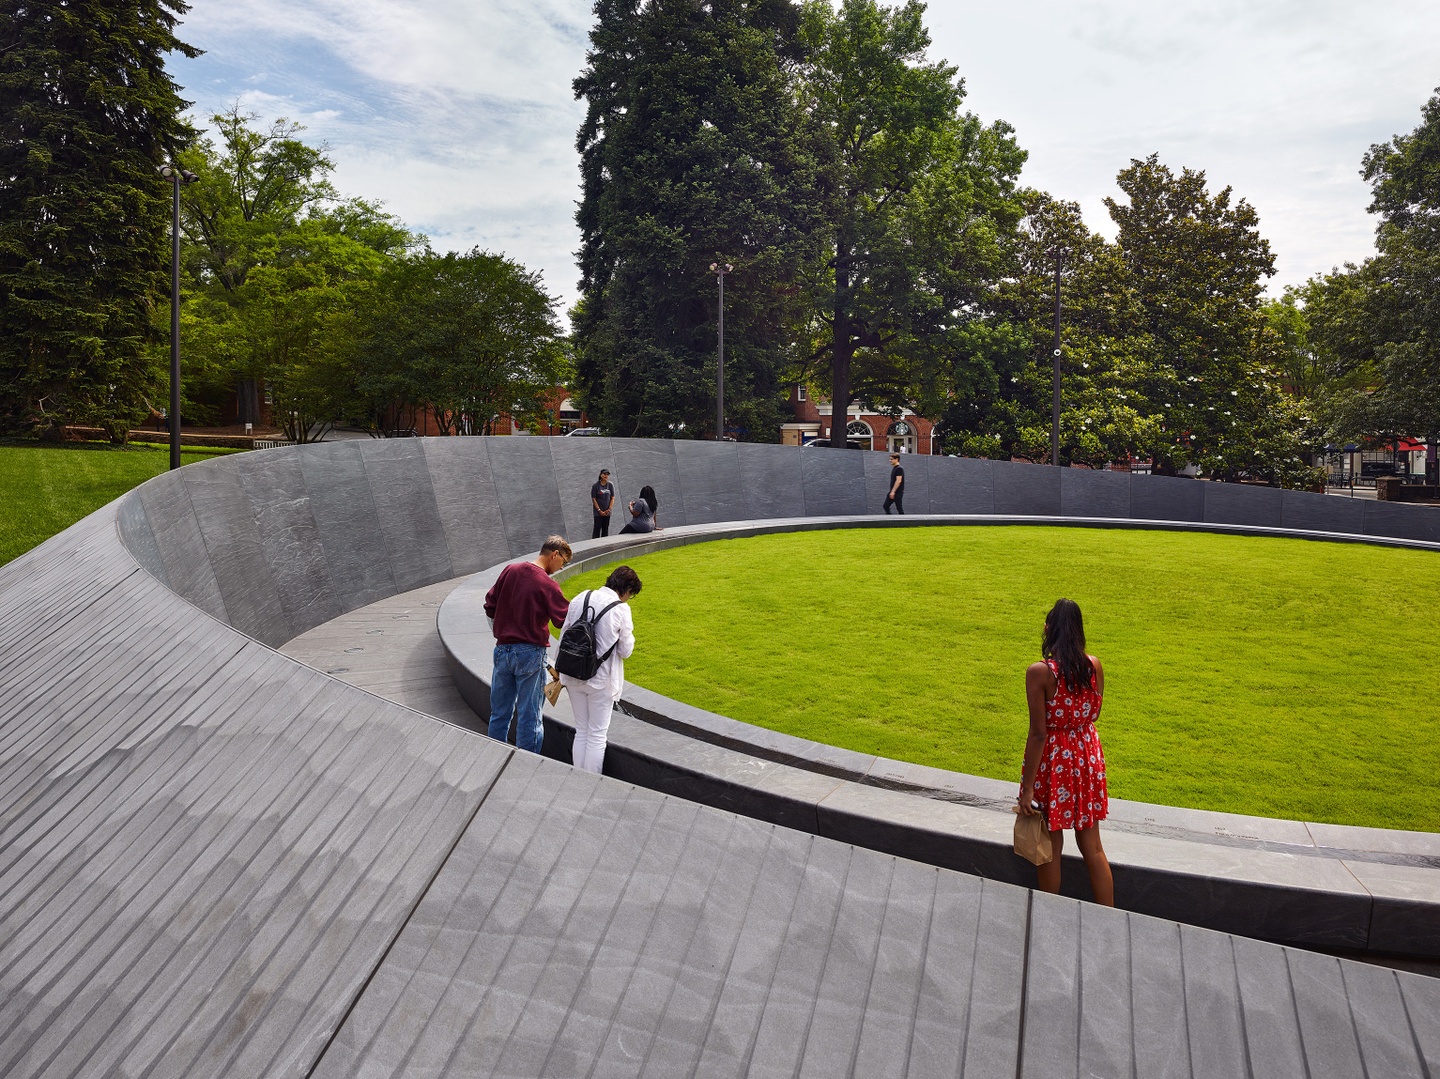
[780,386,939,453]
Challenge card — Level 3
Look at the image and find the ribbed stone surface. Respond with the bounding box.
[0,437,1435,1077]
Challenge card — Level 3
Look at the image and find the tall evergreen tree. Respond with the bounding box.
[573,0,821,439]
[0,0,197,439]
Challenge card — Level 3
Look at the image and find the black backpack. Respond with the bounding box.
[555,591,623,679]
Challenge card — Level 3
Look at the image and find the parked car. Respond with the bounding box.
[565,427,603,436]
[804,438,866,449]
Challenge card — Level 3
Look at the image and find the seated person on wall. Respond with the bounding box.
[618,485,660,534]
[484,535,572,753]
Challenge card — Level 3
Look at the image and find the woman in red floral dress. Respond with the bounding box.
[1018,598,1114,905]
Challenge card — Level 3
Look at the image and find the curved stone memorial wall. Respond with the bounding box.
[0,435,1434,1078]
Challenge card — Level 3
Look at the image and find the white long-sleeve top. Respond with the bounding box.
[556,586,635,696]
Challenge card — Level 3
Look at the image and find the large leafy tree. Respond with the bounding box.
[573,0,822,439]
[355,249,567,437]
[939,166,1317,487]
[1105,156,1271,473]
[0,0,196,439]
[796,0,1026,446]
[176,110,414,439]
[1352,89,1440,462]
[943,197,1159,466]
[1103,155,1314,484]
[178,107,339,293]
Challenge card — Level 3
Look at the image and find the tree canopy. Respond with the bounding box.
[796,0,1026,446]
[356,249,567,438]
[1277,87,1440,473]
[573,0,821,439]
[0,0,197,439]
[174,109,415,440]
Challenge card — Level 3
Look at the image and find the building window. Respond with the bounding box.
[797,386,808,402]
[846,420,874,450]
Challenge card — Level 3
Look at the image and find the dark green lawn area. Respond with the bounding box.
[563,526,1440,832]
[0,441,238,566]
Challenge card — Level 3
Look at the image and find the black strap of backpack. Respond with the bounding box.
[592,598,624,665]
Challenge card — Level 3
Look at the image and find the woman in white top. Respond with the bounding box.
[558,565,641,774]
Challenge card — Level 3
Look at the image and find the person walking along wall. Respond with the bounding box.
[1017,598,1114,905]
[484,535,572,753]
[884,453,905,514]
[591,469,616,538]
[558,565,642,774]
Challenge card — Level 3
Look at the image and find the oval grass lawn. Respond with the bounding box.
[562,525,1440,832]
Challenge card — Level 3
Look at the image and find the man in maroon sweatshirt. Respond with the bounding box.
[483,535,573,752]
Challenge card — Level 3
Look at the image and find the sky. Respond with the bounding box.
[172,0,1440,313]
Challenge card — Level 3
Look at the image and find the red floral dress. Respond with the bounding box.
[1032,657,1108,832]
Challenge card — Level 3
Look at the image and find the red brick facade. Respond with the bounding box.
[781,386,940,453]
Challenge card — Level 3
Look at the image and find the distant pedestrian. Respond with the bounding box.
[884,453,905,514]
[483,535,572,754]
[591,469,616,538]
[558,565,642,774]
[1017,598,1114,906]
[619,484,659,534]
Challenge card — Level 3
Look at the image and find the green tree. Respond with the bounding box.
[175,109,414,439]
[1289,265,1397,454]
[1105,155,1314,484]
[177,107,340,293]
[943,196,1160,466]
[796,0,1026,446]
[0,0,196,440]
[1353,89,1440,463]
[939,168,1318,487]
[573,0,823,439]
[356,249,566,437]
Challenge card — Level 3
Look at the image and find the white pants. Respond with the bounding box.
[566,680,617,774]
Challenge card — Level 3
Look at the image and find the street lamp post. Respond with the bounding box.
[710,262,732,440]
[1047,246,1065,468]
[159,164,199,470]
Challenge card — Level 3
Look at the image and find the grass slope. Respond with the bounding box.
[564,526,1440,832]
[0,441,236,566]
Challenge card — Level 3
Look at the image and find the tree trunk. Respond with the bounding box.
[829,247,852,448]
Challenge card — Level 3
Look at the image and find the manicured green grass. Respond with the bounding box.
[564,526,1440,832]
[0,441,238,566]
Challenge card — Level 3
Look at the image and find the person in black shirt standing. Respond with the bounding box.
[884,453,905,514]
[591,469,616,537]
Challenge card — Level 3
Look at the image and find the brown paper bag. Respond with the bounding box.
[1012,807,1053,866]
[542,667,563,706]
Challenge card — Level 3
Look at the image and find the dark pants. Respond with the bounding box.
[593,514,610,538]
[884,491,904,514]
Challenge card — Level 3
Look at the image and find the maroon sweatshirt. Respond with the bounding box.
[484,561,570,646]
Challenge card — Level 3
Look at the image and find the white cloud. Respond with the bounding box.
[930,0,1440,287]
[174,0,1440,309]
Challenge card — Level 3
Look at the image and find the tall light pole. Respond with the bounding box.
[1047,246,1065,468]
[710,262,732,440]
[159,164,199,470]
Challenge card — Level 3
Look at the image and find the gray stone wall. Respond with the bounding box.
[117,438,1440,648]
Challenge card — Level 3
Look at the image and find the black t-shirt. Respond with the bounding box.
[890,464,905,492]
[591,481,615,513]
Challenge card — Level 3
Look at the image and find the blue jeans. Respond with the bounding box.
[488,643,549,753]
